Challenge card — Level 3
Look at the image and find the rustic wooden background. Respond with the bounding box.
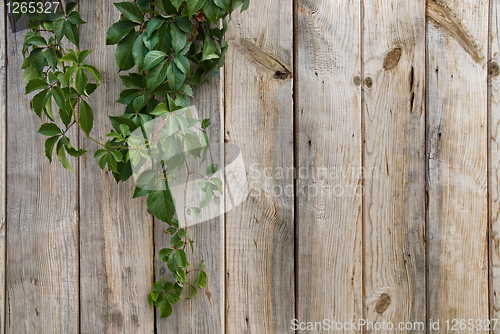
[1,0,500,332]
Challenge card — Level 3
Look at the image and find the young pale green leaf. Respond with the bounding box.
[114,2,144,22]
[116,31,139,71]
[166,61,186,91]
[170,24,187,54]
[38,123,62,136]
[147,180,176,223]
[44,136,59,162]
[175,249,189,267]
[146,59,169,92]
[106,21,139,45]
[141,50,168,72]
[56,139,73,174]
[79,100,94,135]
[26,79,48,94]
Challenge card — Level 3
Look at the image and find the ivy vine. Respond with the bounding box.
[13,0,248,318]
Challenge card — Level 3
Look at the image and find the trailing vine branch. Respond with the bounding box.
[14,0,249,319]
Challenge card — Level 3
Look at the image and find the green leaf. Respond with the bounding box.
[80,100,94,135]
[204,0,224,22]
[44,48,58,69]
[201,118,211,129]
[213,0,230,12]
[114,2,144,22]
[77,50,93,63]
[166,251,178,273]
[175,249,189,267]
[170,0,183,11]
[159,248,174,262]
[141,51,167,72]
[146,59,169,92]
[32,90,48,118]
[44,136,59,162]
[146,16,166,37]
[82,65,101,84]
[53,18,67,41]
[173,56,189,74]
[206,163,218,177]
[65,22,80,48]
[120,75,144,89]
[133,169,158,198]
[150,103,170,116]
[158,299,172,318]
[116,31,139,71]
[38,123,62,136]
[57,139,73,174]
[66,2,78,14]
[187,0,207,16]
[75,68,88,95]
[194,270,207,288]
[202,34,219,61]
[132,34,148,69]
[94,149,107,158]
[26,79,48,94]
[117,89,141,105]
[177,228,188,238]
[167,61,186,91]
[52,86,66,110]
[106,21,139,45]
[68,11,86,25]
[187,284,197,299]
[170,24,187,54]
[147,179,176,223]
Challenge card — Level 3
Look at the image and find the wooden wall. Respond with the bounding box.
[2,0,500,332]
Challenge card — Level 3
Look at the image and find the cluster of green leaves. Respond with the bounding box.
[20,1,99,174]
[19,0,249,319]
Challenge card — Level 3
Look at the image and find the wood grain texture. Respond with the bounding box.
[5,17,79,334]
[224,0,294,332]
[363,0,426,331]
[294,0,363,330]
[0,2,6,333]
[427,0,489,326]
[490,0,500,327]
[78,2,154,333]
[155,66,225,333]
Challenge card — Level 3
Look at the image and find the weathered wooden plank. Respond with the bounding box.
[155,67,225,333]
[427,0,489,326]
[5,16,79,334]
[295,0,363,331]
[224,0,294,332]
[0,2,7,333]
[362,0,426,331]
[78,2,154,333]
[490,0,500,327]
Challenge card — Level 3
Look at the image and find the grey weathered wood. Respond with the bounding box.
[6,17,79,334]
[427,0,489,325]
[295,0,363,330]
[155,67,225,333]
[78,2,154,333]
[363,0,426,330]
[491,0,500,327]
[0,2,6,333]
[224,0,295,332]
